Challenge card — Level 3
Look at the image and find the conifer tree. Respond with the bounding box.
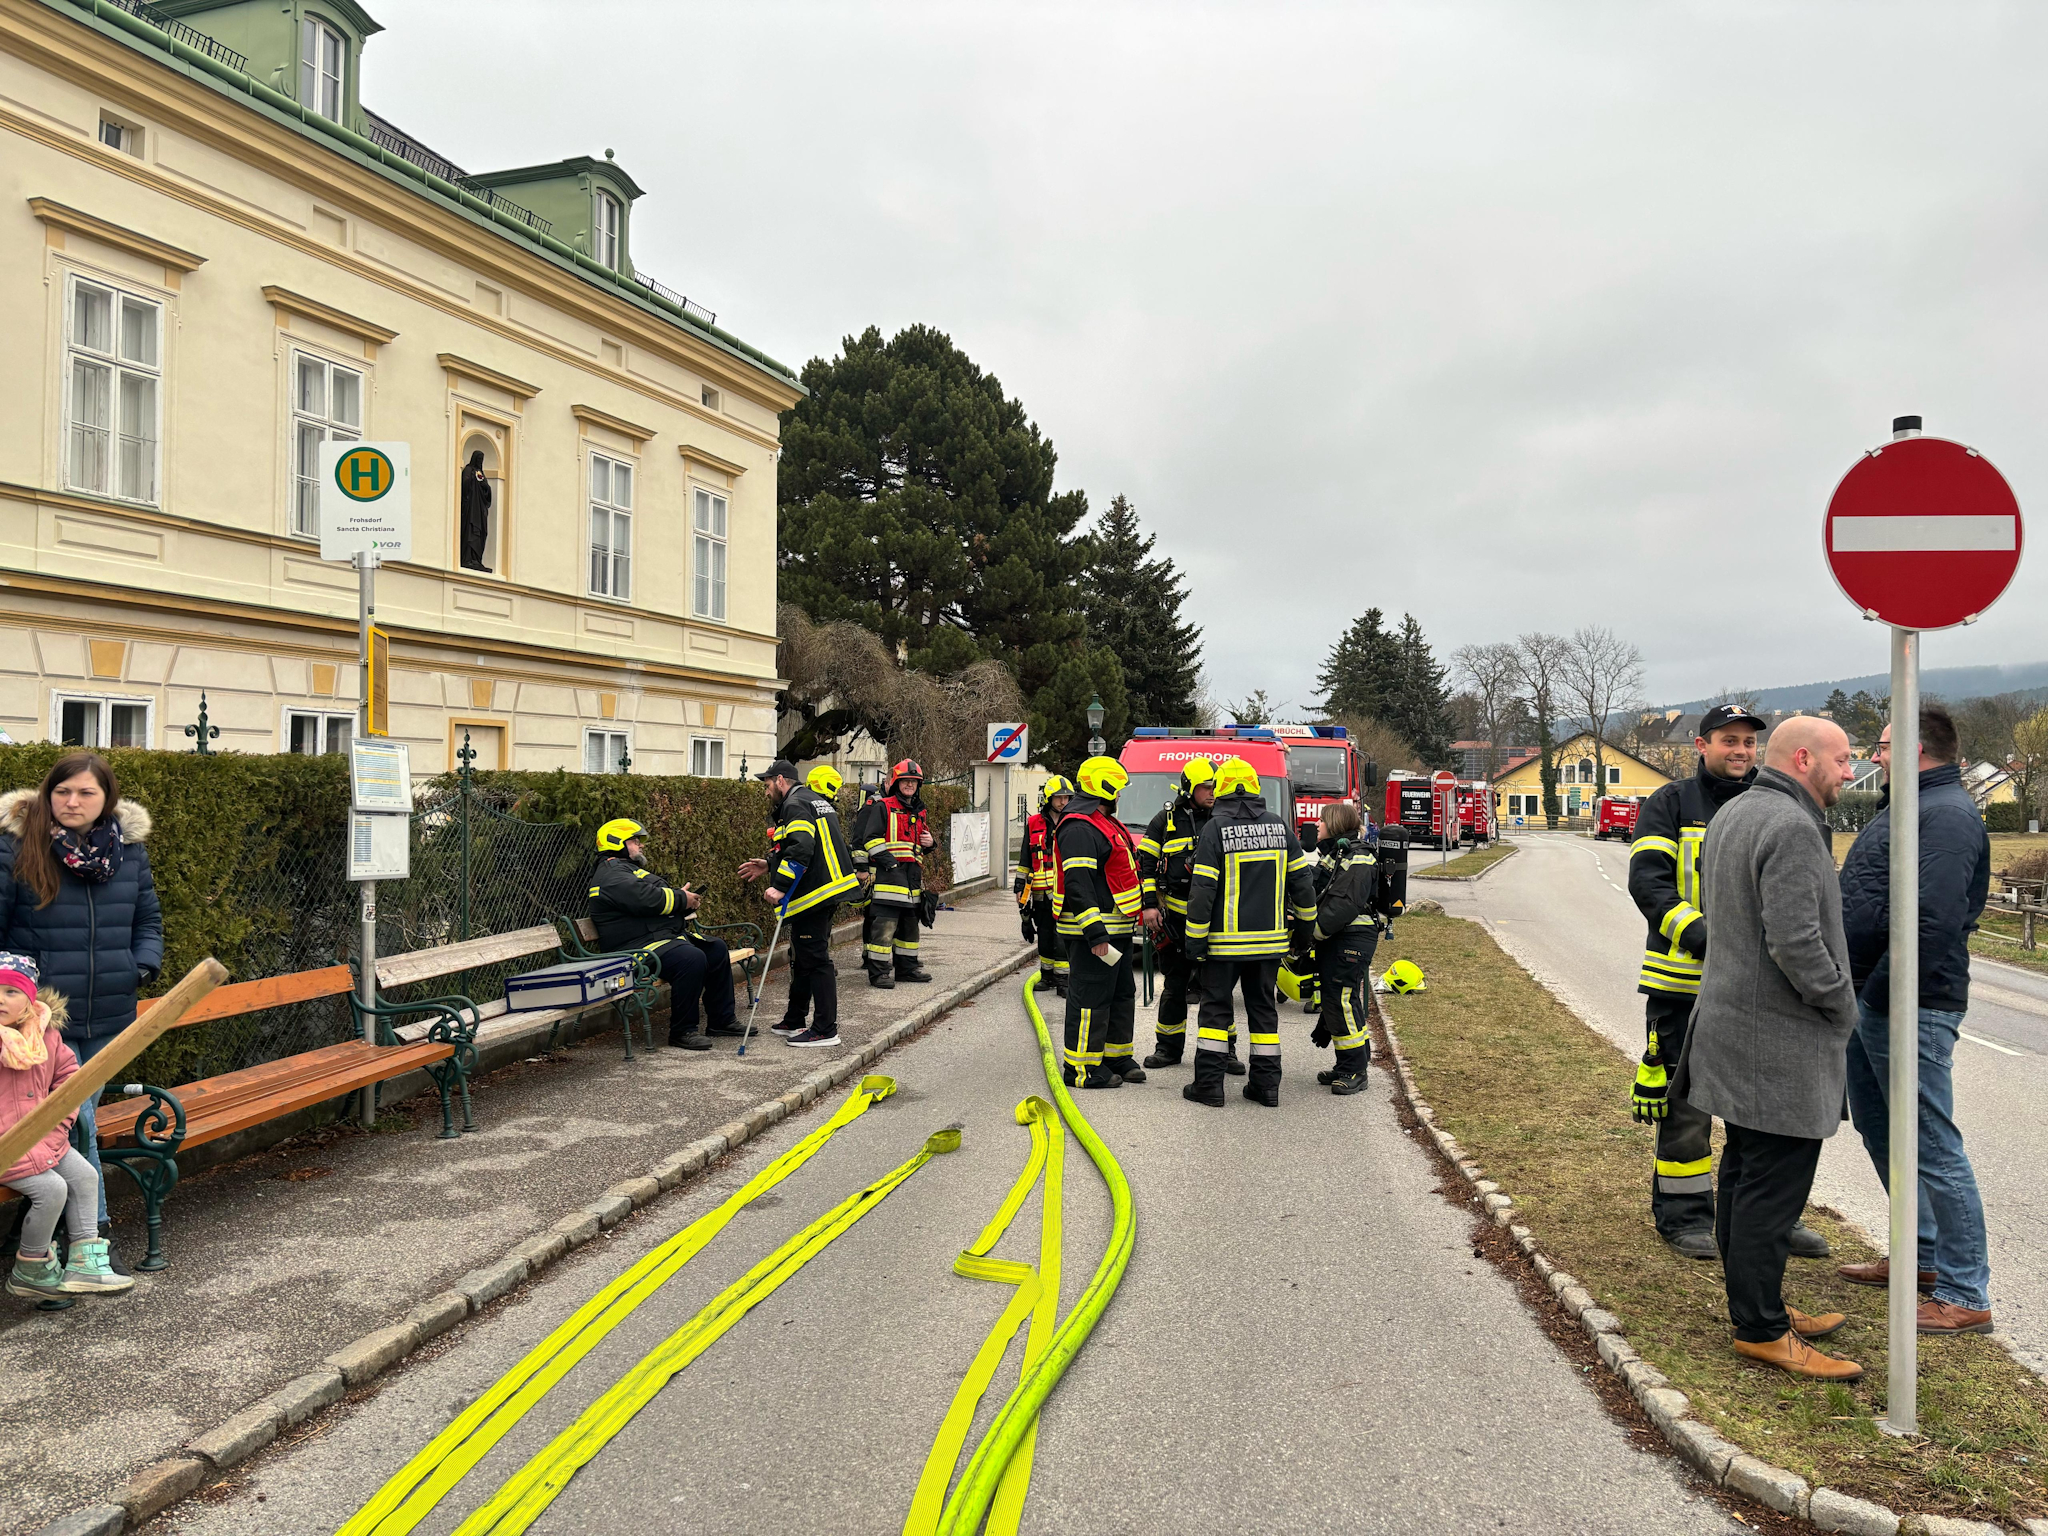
[1313,608,1403,722]
[1388,614,1453,765]
[1080,495,1203,729]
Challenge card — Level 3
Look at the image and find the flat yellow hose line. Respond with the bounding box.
[337,1074,901,1536]
[454,1124,963,1536]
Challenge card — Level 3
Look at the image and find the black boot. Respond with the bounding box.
[867,967,896,989]
[1112,1061,1146,1084]
[1242,1081,1279,1108]
[1182,1080,1225,1108]
[1080,1071,1122,1089]
[704,1019,746,1038]
[1222,1047,1247,1077]
[668,1033,712,1052]
[896,964,933,984]
[1142,1047,1182,1069]
[1327,1067,1369,1096]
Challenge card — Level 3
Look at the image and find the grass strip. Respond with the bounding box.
[1410,843,1519,881]
[1377,914,2048,1525]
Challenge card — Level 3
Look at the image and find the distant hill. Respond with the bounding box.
[1668,662,2048,714]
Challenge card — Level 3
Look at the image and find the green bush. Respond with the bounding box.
[1984,800,2037,833]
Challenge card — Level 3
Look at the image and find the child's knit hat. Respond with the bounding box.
[0,951,39,1002]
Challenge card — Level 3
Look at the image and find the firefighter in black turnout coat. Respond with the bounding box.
[589,818,740,1050]
[1015,775,1073,995]
[1182,757,1319,1108]
[1054,756,1146,1088]
[1137,757,1219,1069]
[1306,799,1377,1096]
[853,759,935,987]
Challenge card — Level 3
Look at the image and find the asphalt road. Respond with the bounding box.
[1426,830,2048,1377]
[165,972,1736,1535]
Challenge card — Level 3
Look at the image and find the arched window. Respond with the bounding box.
[461,429,504,573]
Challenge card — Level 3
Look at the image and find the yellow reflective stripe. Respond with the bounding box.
[1655,1156,1712,1178]
[1164,837,1194,853]
[452,1125,961,1535]
[1163,895,1189,915]
[782,819,817,836]
[1658,902,1702,941]
[660,888,676,915]
[1288,852,1315,872]
[1184,921,1211,939]
[587,886,599,897]
[1063,856,1100,870]
[1135,837,1162,856]
[1192,863,1219,880]
[1291,904,1318,922]
[1630,835,1679,860]
[782,874,858,915]
[1665,907,1703,947]
[339,1075,906,1536]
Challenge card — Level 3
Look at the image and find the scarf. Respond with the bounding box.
[0,1001,51,1071]
[51,818,122,884]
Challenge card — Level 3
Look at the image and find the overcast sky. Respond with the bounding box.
[369,1,2047,715]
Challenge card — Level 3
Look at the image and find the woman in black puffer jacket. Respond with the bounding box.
[0,751,164,1244]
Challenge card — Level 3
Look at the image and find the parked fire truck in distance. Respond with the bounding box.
[1593,795,1642,841]
[1119,727,1294,833]
[1384,770,1451,849]
[1457,782,1496,845]
[1273,724,1376,845]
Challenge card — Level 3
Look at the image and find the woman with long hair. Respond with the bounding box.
[0,752,163,1261]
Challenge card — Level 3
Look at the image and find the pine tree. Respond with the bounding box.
[1080,495,1203,729]
[1387,614,1453,765]
[1313,609,1403,721]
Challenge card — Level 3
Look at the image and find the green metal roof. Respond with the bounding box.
[46,0,803,391]
[470,155,647,203]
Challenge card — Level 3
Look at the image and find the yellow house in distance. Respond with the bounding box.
[1492,731,1672,826]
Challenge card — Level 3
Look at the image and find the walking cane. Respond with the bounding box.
[1141,925,1156,1007]
[736,864,803,1057]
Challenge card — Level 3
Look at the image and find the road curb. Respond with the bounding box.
[47,942,1038,1536]
[1372,996,2019,1536]
[1409,841,1520,884]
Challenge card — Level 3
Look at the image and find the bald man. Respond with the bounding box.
[1675,715,1864,1380]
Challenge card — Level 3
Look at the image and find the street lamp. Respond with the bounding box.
[1086,693,1105,758]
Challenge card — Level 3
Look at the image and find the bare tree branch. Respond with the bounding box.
[1561,625,1646,804]
[1452,641,1521,782]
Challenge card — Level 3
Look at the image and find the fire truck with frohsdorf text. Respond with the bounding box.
[1118,727,1294,833]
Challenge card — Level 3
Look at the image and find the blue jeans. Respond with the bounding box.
[69,1032,113,1227]
[1845,1002,1990,1311]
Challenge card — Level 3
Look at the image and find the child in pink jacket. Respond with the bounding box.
[3,952,132,1299]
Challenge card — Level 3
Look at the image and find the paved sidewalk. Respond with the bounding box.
[0,888,1021,1535]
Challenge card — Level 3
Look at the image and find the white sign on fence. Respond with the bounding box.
[950,811,991,882]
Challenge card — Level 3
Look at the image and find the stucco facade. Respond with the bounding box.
[0,0,799,773]
[1492,731,1673,824]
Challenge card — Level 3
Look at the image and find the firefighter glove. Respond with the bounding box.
[1311,1019,1332,1049]
[1020,905,1036,944]
[1632,1052,1670,1123]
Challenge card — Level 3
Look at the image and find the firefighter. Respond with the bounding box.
[589,818,741,1051]
[1183,757,1318,1108]
[1016,775,1073,995]
[852,759,936,988]
[736,761,862,1046]
[1137,758,1230,1070]
[1628,703,1830,1262]
[1054,756,1146,1088]
[1306,799,1377,1096]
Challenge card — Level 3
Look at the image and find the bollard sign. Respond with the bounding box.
[1824,436,2022,629]
[319,441,412,561]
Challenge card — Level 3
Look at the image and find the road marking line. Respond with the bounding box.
[1960,1030,2025,1057]
[1970,982,2048,1022]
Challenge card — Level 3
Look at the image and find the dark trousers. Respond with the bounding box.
[655,935,736,1043]
[779,902,839,1036]
[1151,915,1193,1059]
[1717,1120,1823,1342]
[1647,992,1715,1238]
[1319,931,1377,1069]
[1064,933,1136,1083]
[1031,898,1067,984]
[1193,959,1281,1094]
[864,901,923,975]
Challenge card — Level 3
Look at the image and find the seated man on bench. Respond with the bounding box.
[589,819,741,1051]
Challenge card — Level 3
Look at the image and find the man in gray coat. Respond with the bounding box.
[1678,716,1864,1381]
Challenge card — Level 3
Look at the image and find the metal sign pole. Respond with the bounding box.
[356,550,379,1131]
[1884,622,1921,1434]
[1001,763,1013,892]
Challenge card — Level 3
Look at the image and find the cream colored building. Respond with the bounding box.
[0,0,800,774]
[1492,731,1673,824]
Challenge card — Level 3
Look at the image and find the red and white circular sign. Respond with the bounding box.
[1824,436,2023,630]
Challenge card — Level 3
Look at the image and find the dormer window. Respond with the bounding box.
[594,190,621,270]
[301,18,345,121]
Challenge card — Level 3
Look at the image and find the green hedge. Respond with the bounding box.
[1984,801,2038,833]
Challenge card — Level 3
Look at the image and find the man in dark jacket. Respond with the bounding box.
[1836,704,1994,1334]
[1137,758,1216,1069]
[1055,757,1145,1089]
[1308,799,1377,1096]
[588,819,739,1051]
[1627,704,1829,1263]
[738,761,861,1047]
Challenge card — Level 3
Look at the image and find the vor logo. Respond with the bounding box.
[333,446,396,502]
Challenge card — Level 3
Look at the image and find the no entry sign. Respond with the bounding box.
[1824,436,2022,629]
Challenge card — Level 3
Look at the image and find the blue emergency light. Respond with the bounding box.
[1132,727,1171,737]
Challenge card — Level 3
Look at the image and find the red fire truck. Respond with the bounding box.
[1118,727,1294,832]
[1593,795,1642,841]
[1274,724,1372,843]
[1457,781,1497,845]
[1383,769,1462,850]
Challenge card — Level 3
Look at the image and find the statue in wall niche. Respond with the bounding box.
[460,449,492,572]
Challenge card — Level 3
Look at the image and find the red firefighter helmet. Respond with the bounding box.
[889,759,924,792]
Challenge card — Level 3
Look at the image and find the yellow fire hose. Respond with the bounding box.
[340,1073,905,1536]
[912,973,1137,1536]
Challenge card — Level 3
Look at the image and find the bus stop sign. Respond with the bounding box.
[1824,436,2022,630]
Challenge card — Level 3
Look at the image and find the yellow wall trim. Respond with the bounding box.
[573,403,656,442]
[680,443,749,479]
[262,283,399,345]
[437,352,541,401]
[28,194,206,271]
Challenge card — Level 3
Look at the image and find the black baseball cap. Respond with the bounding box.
[1698,704,1766,735]
[755,759,798,782]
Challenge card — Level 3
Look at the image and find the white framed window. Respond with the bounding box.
[593,191,622,270]
[692,488,727,621]
[98,115,140,156]
[284,709,352,755]
[690,737,725,777]
[588,454,633,600]
[583,728,630,774]
[301,17,345,121]
[1607,765,1622,785]
[53,691,153,749]
[65,275,161,504]
[291,352,362,538]
[700,385,721,412]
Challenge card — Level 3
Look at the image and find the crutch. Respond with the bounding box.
[736,865,803,1056]
[1141,924,1157,1007]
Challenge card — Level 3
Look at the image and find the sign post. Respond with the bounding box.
[1824,416,2023,1434]
[1431,768,1458,863]
[987,722,1029,892]
[322,442,411,1128]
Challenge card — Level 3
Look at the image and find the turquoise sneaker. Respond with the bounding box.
[6,1253,68,1300]
[60,1238,135,1294]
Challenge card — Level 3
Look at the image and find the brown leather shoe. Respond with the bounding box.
[1837,1258,1935,1291]
[1732,1331,1865,1380]
[1917,1300,1993,1335]
[1787,1306,1845,1339]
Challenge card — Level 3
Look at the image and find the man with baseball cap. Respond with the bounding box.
[1627,703,1830,1262]
[737,759,861,1047]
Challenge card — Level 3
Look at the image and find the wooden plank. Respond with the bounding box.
[375,925,559,988]
[136,965,355,1026]
[572,917,599,943]
[0,958,226,1178]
